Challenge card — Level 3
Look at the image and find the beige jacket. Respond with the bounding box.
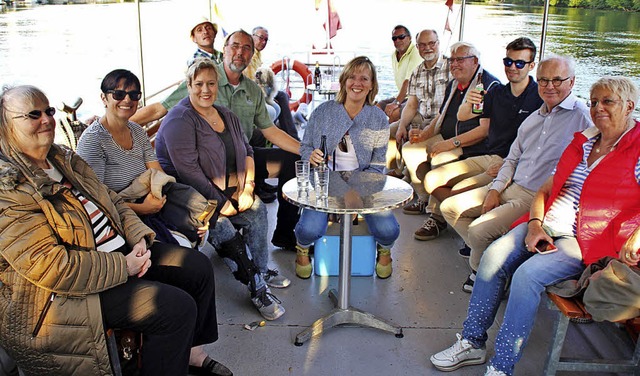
[0,144,154,375]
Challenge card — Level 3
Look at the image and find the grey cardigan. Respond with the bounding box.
[300,100,388,173]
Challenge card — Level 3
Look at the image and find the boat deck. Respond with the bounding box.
[199,193,637,376]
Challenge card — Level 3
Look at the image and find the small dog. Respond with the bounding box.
[254,67,278,106]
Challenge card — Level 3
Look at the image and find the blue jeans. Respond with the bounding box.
[461,223,584,376]
[294,209,400,248]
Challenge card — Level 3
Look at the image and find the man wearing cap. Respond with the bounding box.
[189,17,223,65]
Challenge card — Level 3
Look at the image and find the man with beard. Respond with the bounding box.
[386,29,450,204]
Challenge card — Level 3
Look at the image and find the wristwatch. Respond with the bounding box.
[452,138,461,148]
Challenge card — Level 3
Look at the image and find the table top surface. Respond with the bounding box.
[282,170,413,214]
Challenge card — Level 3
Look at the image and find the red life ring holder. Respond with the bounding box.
[270,60,312,112]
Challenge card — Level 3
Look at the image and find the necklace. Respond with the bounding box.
[594,138,615,154]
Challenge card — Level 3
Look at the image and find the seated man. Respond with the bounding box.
[440,56,593,292]
[400,42,499,239]
[420,37,543,246]
[386,29,450,181]
[377,25,423,123]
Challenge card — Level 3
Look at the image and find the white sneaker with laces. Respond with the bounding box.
[251,287,285,321]
[485,365,507,376]
[263,269,291,288]
[430,333,487,371]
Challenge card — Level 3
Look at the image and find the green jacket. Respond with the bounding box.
[0,144,154,375]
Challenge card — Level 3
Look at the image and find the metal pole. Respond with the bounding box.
[209,0,212,22]
[459,0,466,41]
[539,0,550,60]
[135,0,146,106]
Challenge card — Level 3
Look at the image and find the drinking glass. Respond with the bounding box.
[296,160,310,192]
[409,123,420,143]
[314,165,330,200]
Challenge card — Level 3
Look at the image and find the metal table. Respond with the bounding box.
[282,171,413,345]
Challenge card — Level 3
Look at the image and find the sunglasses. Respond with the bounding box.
[9,106,56,120]
[391,34,409,42]
[107,89,142,101]
[537,77,571,87]
[253,34,269,43]
[503,57,534,69]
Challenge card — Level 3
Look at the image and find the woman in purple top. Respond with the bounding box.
[156,58,290,321]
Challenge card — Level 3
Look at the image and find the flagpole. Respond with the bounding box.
[459,0,466,41]
[539,0,550,59]
[135,0,146,107]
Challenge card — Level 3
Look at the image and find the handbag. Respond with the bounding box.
[583,258,640,322]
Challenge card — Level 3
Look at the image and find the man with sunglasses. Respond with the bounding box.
[437,55,592,293]
[377,25,423,123]
[416,37,543,264]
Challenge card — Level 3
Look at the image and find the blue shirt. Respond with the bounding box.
[481,76,543,158]
[490,93,593,193]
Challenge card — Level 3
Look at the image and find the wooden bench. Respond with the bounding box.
[544,292,640,375]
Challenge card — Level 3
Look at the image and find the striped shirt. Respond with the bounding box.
[406,56,451,121]
[44,163,126,253]
[544,130,640,236]
[76,120,157,193]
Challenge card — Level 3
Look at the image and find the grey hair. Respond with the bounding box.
[537,55,576,77]
[0,85,49,155]
[450,41,480,62]
[252,26,268,35]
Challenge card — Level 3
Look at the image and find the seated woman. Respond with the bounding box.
[76,69,206,248]
[0,85,232,376]
[155,58,290,321]
[430,76,640,376]
[294,56,400,279]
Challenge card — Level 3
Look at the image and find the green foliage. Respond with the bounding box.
[473,0,639,11]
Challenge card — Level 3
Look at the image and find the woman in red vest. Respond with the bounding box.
[431,76,640,376]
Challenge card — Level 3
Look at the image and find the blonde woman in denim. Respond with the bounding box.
[294,56,400,279]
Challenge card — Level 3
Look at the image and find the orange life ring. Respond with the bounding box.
[270,60,312,112]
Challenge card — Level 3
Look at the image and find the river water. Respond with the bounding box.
[1,0,639,118]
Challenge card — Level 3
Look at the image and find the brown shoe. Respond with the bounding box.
[414,217,447,241]
[402,199,426,215]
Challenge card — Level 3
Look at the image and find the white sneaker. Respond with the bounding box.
[251,287,285,321]
[262,269,291,288]
[485,365,507,376]
[430,333,487,371]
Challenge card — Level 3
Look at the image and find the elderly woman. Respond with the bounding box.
[77,69,207,247]
[155,58,289,321]
[431,76,640,376]
[0,85,232,376]
[294,56,400,279]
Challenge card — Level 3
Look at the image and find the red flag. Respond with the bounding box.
[445,0,454,9]
[444,0,454,33]
[316,0,342,39]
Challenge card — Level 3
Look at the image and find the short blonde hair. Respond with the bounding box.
[590,76,639,108]
[186,57,219,86]
[335,56,378,105]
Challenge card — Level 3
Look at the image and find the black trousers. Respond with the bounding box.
[100,242,218,376]
[273,91,299,140]
[253,146,300,246]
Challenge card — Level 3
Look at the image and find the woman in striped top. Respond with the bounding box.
[0,85,232,376]
[431,76,640,376]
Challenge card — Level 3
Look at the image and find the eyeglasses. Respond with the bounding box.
[253,34,269,43]
[391,34,409,42]
[417,40,438,49]
[8,106,56,120]
[587,98,624,108]
[447,55,475,64]
[227,43,253,53]
[106,89,142,101]
[503,57,534,69]
[537,77,571,87]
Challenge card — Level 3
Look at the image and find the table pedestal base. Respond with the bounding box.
[294,289,403,346]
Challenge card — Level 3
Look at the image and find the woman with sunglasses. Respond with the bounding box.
[77,69,211,248]
[0,84,232,376]
[294,56,400,279]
